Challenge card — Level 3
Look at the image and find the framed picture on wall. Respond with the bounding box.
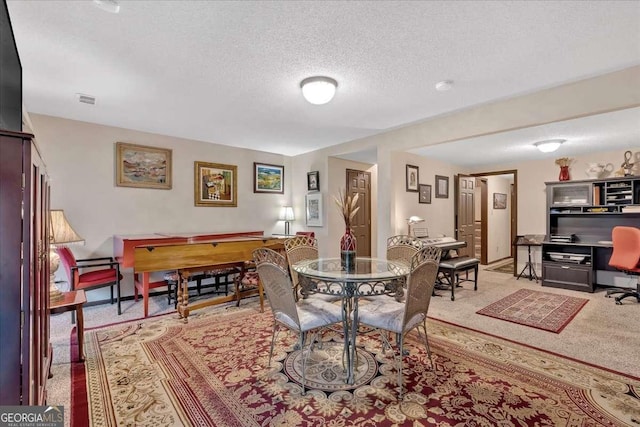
[406,164,419,192]
[115,142,172,189]
[254,162,284,193]
[493,193,507,209]
[418,184,432,204]
[307,171,320,192]
[435,175,449,198]
[305,193,323,226]
[194,161,238,207]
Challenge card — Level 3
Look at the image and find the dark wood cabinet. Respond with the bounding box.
[0,129,51,405]
[542,176,640,292]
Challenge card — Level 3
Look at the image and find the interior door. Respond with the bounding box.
[346,169,371,257]
[455,175,475,258]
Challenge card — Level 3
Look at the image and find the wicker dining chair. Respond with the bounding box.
[253,248,342,395]
[357,246,442,398]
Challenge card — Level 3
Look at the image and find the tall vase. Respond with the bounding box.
[340,227,357,272]
[559,165,570,181]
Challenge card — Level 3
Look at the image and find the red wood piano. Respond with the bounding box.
[114,231,283,318]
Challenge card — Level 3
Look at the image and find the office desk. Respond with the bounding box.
[293,257,409,385]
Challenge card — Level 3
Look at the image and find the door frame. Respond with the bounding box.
[470,169,518,274]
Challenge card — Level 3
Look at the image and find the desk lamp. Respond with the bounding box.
[49,210,85,301]
[279,206,295,235]
[407,216,425,236]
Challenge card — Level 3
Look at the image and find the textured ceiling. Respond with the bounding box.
[7,1,640,160]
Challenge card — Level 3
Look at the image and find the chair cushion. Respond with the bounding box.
[239,271,260,287]
[78,269,120,287]
[164,271,179,282]
[358,298,425,334]
[205,268,237,276]
[275,299,342,332]
[439,256,479,270]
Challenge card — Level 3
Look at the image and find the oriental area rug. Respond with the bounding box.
[476,288,589,333]
[71,303,639,426]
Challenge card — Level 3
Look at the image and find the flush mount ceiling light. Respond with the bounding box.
[534,139,566,153]
[93,0,120,13]
[435,80,453,91]
[300,76,338,105]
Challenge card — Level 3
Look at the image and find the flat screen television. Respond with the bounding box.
[0,0,22,132]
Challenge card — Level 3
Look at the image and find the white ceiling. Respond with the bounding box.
[7,1,640,161]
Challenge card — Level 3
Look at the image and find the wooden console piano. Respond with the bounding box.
[114,231,283,318]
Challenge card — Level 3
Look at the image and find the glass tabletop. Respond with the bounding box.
[293,257,410,282]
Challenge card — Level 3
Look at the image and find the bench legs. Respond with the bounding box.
[438,264,479,301]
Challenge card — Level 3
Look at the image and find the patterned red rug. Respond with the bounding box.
[476,288,589,333]
[70,302,639,426]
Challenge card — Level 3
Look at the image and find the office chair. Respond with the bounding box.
[606,226,640,305]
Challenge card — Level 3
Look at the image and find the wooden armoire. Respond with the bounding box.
[0,128,51,405]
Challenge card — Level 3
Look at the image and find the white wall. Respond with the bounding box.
[392,151,458,238]
[32,114,290,299]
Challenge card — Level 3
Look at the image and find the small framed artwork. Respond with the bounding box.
[493,193,507,209]
[406,164,419,192]
[194,161,238,207]
[435,175,449,198]
[115,142,172,189]
[418,184,432,204]
[307,171,320,192]
[305,193,323,227]
[254,162,284,194]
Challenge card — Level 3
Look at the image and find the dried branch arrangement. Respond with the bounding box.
[334,189,360,228]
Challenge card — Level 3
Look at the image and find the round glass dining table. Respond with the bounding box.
[292,257,410,385]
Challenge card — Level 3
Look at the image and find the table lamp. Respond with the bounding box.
[406,216,425,236]
[279,206,295,235]
[49,210,85,301]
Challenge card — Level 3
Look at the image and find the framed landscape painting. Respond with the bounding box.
[116,142,172,189]
[194,161,238,207]
[254,162,284,193]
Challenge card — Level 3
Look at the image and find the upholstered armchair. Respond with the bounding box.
[56,247,122,318]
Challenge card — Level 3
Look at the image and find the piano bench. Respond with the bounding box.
[437,256,479,301]
[165,268,239,308]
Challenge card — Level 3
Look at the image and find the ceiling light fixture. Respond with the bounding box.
[300,76,338,105]
[93,0,120,14]
[435,80,453,91]
[534,139,566,153]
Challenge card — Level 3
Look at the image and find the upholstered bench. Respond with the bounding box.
[437,256,479,301]
[165,268,238,308]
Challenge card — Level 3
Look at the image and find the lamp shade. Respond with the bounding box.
[407,216,425,225]
[50,210,85,246]
[300,76,338,105]
[279,206,295,221]
[534,139,565,153]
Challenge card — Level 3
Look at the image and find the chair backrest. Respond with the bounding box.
[253,248,300,327]
[402,246,442,333]
[386,235,426,266]
[56,246,78,283]
[284,236,318,289]
[609,226,640,272]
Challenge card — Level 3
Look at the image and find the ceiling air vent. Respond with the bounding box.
[76,94,96,105]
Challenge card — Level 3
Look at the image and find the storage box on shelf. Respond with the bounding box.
[543,176,640,292]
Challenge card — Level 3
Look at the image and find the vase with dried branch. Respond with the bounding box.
[555,157,572,181]
[334,189,360,271]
